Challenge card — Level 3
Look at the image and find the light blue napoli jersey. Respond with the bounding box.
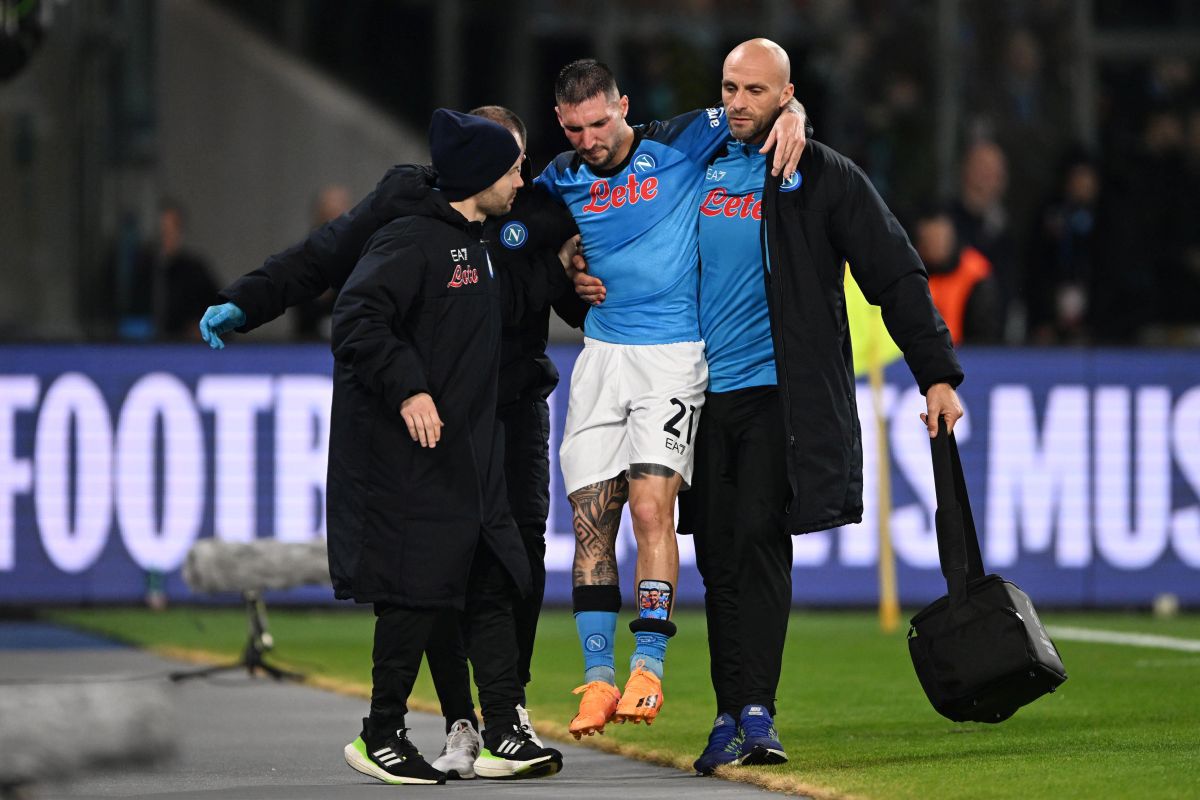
[536,108,729,344]
[698,141,794,392]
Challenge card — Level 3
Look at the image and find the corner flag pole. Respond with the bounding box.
[871,341,900,634]
[844,264,902,633]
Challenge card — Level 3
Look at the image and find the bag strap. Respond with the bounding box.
[929,416,985,606]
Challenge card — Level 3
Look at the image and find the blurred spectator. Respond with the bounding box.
[293,184,352,340]
[914,206,1002,345]
[861,68,936,216]
[1143,106,1200,338]
[1146,58,1196,114]
[968,25,1070,268]
[996,30,1054,130]
[117,200,218,341]
[949,140,1018,338]
[826,3,936,216]
[1026,152,1104,344]
[1109,106,1191,343]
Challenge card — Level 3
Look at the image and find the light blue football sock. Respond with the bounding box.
[630,631,669,679]
[575,610,618,685]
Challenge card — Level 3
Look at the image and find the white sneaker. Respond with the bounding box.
[516,704,543,748]
[431,719,481,780]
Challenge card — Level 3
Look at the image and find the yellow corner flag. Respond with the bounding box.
[844,265,904,633]
[844,266,903,377]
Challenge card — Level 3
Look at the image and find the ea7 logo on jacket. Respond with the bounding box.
[582,173,659,213]
[699,188,762,220]
[447,264,479,287]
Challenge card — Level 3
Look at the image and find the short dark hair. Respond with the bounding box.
[554,59,619,106]
[469,105,527,149]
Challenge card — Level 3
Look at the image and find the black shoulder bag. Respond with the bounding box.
[907,417,1068,723]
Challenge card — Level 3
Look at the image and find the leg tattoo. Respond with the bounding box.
[569,476,629,587]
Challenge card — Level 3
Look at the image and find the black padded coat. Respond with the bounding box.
[326,192,569,607]
[679,140,963,536]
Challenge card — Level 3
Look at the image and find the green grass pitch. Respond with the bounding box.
[49,607,1200,800]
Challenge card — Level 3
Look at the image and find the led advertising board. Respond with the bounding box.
[1,346,1196,606]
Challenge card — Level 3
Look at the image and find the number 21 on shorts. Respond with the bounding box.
[663,398,696,455]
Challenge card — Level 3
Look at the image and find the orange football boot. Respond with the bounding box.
[614,662,663,725]
[568,681,621,739]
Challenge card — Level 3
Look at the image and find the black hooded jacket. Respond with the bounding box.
[326,189,569,607]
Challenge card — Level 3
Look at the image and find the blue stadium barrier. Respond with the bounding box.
[1,344,1197,607]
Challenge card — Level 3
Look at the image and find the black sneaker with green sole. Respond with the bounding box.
[474,723,564,779]
[343,718,445,785]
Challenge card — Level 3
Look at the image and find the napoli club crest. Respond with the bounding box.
[500,221,528,249]
[632,153,656,173]
[779,171,803,193]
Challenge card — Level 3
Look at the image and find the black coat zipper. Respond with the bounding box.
[760,187,799,494]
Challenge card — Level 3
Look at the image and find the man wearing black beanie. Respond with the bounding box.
[331,109,567,784]
[427,109,521,201]
[198,104,585,780]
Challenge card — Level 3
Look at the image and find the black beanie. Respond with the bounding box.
[428,108,521,201]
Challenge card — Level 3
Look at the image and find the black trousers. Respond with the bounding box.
[499,394,551,687]
[370,541,524,733]
[691,386,793,717]
[424,613,475,726]
[420,395,551,723]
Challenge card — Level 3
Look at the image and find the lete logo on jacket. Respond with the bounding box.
[447,262,479,288]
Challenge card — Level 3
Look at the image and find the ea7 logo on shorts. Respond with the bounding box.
[500,221,528,249]
[665,437,687,455]
[632,153,656,173]
[779,171,803,193]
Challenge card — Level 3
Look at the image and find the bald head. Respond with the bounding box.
[722,38,794,143]
[725,38,791,84]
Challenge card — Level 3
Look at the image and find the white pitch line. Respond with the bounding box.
[1048,626,1200,653]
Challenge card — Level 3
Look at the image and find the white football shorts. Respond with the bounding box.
[559,338,708,495]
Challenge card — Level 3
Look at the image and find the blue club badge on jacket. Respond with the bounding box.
[500,221,528,249]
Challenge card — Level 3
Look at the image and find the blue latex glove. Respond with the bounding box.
[198,302,246,350]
